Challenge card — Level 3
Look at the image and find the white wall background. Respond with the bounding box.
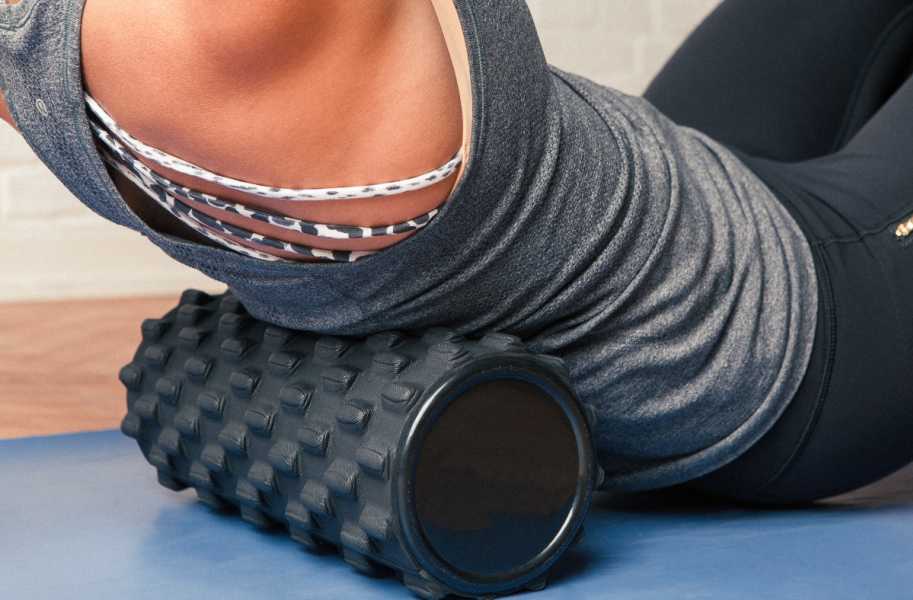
[0,0,720,301]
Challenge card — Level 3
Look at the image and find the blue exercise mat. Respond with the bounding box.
[1,430,911,599]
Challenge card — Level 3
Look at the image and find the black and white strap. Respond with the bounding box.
[92,122,379,263]
[84,91,463,202]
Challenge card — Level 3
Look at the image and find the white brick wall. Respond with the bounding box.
[0,0,719,301]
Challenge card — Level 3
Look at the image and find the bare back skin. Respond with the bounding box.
[2,1,472,260]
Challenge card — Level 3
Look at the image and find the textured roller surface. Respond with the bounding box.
[119,288,599,599]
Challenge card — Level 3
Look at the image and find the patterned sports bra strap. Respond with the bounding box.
[88,116,441,240]
[84,92,463,202]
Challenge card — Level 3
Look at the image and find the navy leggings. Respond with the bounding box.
[643,0,913,504]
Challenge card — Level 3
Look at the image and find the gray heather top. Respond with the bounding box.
[0,0,817,491]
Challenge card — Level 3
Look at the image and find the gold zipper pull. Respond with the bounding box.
[896,214,913,238]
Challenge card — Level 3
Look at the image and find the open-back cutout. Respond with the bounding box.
[78,1,476,261]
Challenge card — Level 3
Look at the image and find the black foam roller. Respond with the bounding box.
[119,288,603,599]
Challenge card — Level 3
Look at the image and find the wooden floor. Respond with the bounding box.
[0,295,177,439]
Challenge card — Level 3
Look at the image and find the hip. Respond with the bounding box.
[686,149,913,503]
